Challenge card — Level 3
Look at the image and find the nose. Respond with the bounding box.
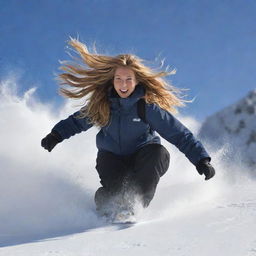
[120,80,127,88]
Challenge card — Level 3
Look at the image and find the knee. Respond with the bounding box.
[156,145,170,176]
[137,144,170,177]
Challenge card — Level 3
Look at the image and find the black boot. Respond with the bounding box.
[94,187,112,211]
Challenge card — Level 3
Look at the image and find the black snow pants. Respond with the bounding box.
[95,144,170,208]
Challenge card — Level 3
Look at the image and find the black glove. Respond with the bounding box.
[41,130,63,152]
[196,158,215,180]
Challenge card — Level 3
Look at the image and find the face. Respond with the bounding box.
[113,67,138,98]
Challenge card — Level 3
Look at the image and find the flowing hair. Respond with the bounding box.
[57,38,186,127]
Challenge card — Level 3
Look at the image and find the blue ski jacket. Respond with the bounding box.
[52,84,210,166]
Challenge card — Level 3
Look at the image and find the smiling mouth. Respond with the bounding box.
[120,89,128,94]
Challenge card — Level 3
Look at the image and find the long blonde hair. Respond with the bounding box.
[58,38,185,127]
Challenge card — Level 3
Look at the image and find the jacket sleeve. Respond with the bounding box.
[51,111,93,140]
[146,103,210,166]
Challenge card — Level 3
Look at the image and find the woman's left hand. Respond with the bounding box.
[196,158,215,180]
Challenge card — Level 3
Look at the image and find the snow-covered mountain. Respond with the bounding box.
[199,90,256,171]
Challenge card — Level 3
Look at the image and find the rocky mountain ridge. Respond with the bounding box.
[199,90,256,169]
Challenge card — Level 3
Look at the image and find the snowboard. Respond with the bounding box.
[95,192,138,224]
[96,200,137,224]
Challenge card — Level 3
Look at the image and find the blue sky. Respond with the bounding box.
[1,0,256,119]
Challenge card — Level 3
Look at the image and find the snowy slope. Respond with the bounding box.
[0,78,256,256]
[1,172,256,256]
[199,90,256,170]
[1,179,256,256]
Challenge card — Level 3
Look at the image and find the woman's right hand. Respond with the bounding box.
[41,131,63,152]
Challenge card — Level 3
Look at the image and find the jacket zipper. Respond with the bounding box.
[118,100,122,154]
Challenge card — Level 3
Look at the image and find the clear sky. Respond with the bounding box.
[1,0,256,119]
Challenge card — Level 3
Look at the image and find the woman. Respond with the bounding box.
[41,38,215,220]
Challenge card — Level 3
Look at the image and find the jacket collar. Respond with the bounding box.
[109,84,145,110]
